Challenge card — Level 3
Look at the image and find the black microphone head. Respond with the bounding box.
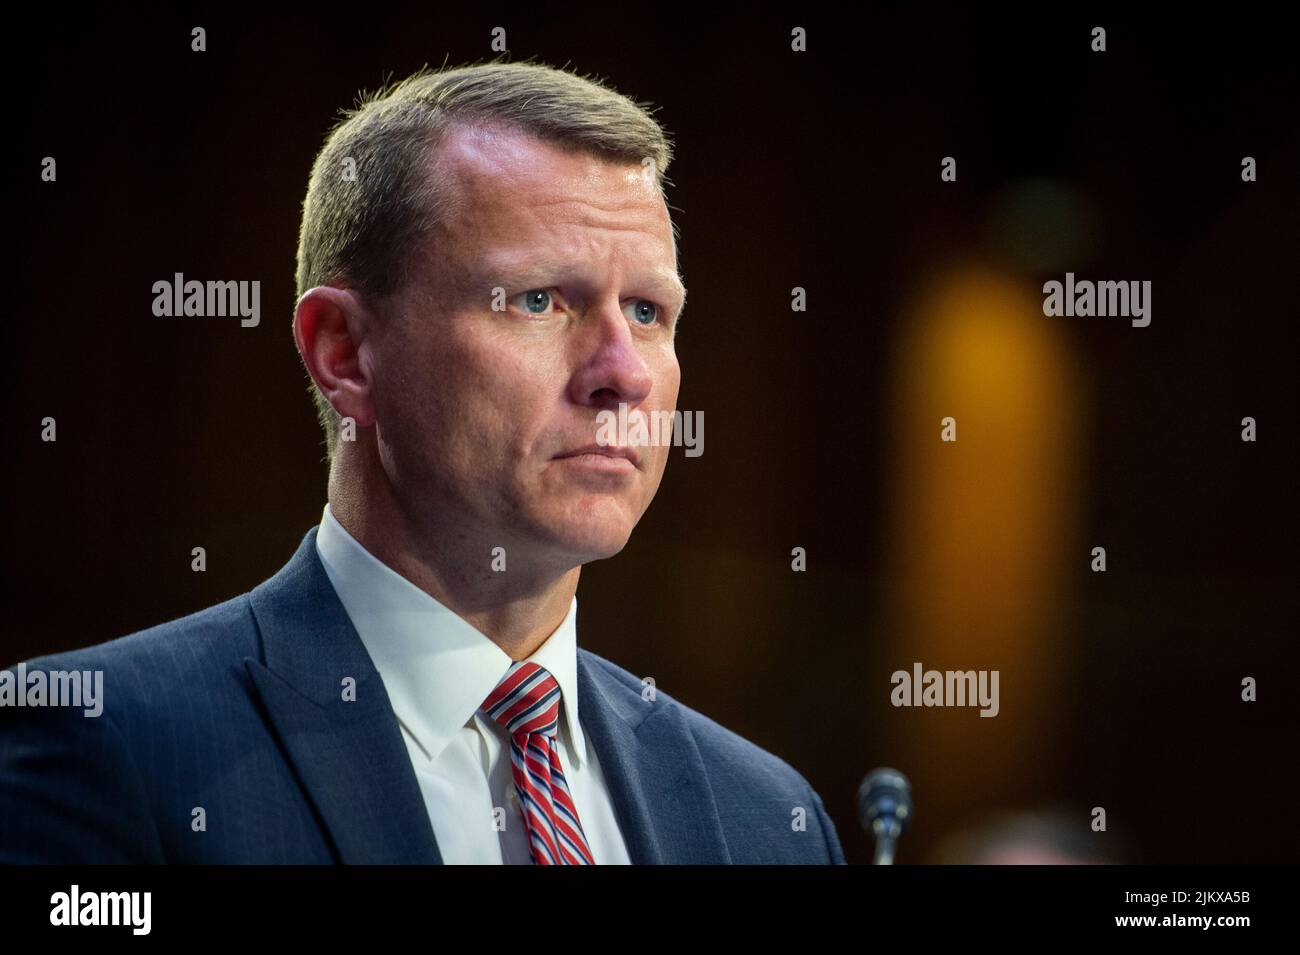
[857,767,913,836]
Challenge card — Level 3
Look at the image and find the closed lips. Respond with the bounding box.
[556,445,640,467]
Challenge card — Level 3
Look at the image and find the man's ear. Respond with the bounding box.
[293,286,377,429]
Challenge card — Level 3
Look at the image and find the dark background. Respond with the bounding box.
[9,7,1298,863]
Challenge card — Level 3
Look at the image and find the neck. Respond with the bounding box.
[326,444,581,662]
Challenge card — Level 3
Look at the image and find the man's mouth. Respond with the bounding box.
[553,444,641,471]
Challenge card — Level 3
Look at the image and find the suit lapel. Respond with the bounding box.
[577,652,732,864]
[245,527,442,864]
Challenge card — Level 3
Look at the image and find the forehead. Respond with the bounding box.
[432,122,676,259]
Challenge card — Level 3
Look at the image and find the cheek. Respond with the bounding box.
[443,328,567,455]
[370,327,466,458]
[653,350,682,407]
[649,354,682,476]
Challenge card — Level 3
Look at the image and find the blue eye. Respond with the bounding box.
[625,299,659,326]
[513,289,553,314]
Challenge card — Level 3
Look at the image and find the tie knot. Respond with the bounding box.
[480,661,562,738]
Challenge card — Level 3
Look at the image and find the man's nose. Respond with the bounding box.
[566,301,654,411]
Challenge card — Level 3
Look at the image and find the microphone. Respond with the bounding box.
[857,767,912,865]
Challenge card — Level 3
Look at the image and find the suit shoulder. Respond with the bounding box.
[579,648,816,795]
[10,592,259,705]
[580,648,846,863]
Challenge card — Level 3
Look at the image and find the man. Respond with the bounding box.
[0,61,845,864]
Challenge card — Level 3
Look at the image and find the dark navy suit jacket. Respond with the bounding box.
[0,526,846,864]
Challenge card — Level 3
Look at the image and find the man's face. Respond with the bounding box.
[366,123,685,568]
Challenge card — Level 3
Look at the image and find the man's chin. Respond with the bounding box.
[536,515,637,565]
[553,527,634,565]
[527,496,646,564]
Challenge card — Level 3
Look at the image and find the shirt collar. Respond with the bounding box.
[313,503,586,768]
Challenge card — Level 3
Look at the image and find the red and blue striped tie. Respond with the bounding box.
[480,660,596,865]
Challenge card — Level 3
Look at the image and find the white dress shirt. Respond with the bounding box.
[314,503,632,864]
